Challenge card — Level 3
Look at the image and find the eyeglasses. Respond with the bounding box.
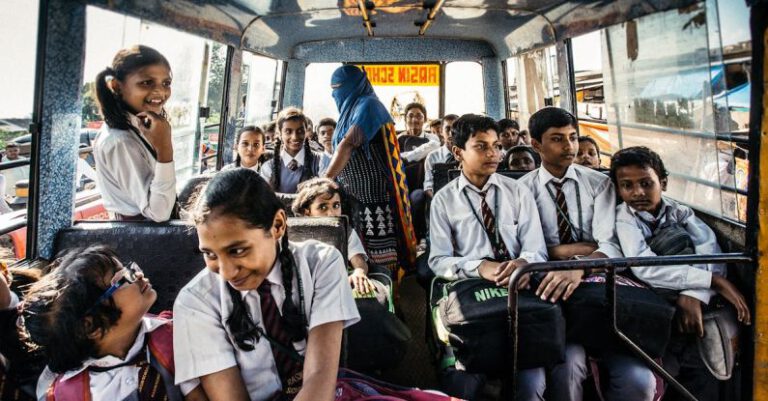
[88,262,143,312]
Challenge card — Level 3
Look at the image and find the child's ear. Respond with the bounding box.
[660,177,668,191]
[451,145,462,162]
[531,138,542,153]
[108,79,121,94]
[272,209,288,239]
[84,317,105,340]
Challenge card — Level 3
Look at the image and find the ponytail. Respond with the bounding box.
[95,67,134,133]
[225,281,259,350]
[277,234,307,342]
[299,138,315,183]
[271,139,283,191]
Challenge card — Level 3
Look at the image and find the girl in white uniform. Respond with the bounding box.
[173,168,359,401]
[93,45,176,222]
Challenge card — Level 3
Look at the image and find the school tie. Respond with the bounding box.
[258,280,303,398]
[477,190,510,260]
[286,159,299,171]
[551,181,575,244]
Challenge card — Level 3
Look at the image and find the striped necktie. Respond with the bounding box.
[476,190,510,260]
[286,159,299,171]
[551,181,575,244]
[258,280,303,399]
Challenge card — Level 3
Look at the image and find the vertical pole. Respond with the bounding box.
[282,59,307,108]
[28,0,85,259]
[216,46,242,169]
[556,39,578,117]
[750,2,768,399]
[481,56,505,120]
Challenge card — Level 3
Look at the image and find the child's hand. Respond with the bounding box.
[536,270,583,303]
[711,275,751,325]
[348,269,374,295]
[136,111,173,163]
[495,259,530,289]
[676,294,704,337]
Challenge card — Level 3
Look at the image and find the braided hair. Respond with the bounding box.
[192,168,307,350]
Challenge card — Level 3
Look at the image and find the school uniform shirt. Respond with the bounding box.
[319,152,332,176]
[399,132,440,163]
[616,198,724,303]
[260,147,322,194]
[93,116,176,221]
[518,164,623,258]
[428,173,548,280]
[423,146,453,192]
[173,240,360,401]
[348,230,367,262]
[221,161,261,172]
[36,316,198,401]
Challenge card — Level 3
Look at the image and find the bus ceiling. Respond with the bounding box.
[86,0,702,61]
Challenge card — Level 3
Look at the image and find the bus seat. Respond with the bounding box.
[177,173,215,210]
[53,217,349,313]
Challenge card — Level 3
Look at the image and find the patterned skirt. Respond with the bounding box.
[337,125,417,275]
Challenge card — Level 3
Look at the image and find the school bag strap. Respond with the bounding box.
[47,313,181,401]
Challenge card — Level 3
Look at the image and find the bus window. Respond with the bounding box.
[515,45,559,129]
[303,62,343,123]
[82,6,208,189]
[445,62,485,116]
[0,0,38,260]
[198,43,227,173]
[505,57,520,120]
[571,31,612,162]
[241,51,282,125]
[601,2,746,221]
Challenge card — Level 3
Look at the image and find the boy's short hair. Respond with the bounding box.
[578,136,601,156]
[528,107,578,142]
[404,102,427,118]
[317,117,337,130]
[498,118,520,132]
[277,107,306,131]
[451,114,500,149]
[429,119,442,128]
[442,114,459,123]
[609,146,669,186]
[264,121,277,133]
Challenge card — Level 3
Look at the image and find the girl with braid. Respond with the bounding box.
[260,107,324,194]
[173,168,359,401]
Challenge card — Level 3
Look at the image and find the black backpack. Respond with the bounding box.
[436,278,566,374]
[345,265,411,372]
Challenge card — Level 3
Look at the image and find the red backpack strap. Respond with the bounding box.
[147,321,174,374]
[46,371,91,401]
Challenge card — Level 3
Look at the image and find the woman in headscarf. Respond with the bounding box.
[324,65,417,277]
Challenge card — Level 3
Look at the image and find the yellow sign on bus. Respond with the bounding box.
[358,64,440,86]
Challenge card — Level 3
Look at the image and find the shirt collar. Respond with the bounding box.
[457,172,499,194]
[280,147,306,167]
[629,197,672,222]
[537,164,578,187]
[59,316,169,381]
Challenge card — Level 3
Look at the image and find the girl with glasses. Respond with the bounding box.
[20,245,205,401]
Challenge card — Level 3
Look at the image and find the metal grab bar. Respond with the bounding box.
[506,253,753,401]
[0,159,31,171]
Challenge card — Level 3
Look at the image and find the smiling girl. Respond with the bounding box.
[173,168,359,401]
[93,45,177,221]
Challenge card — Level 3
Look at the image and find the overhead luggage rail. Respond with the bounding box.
[506,253,754,401]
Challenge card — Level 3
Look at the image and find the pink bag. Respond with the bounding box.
[335,369,463,401]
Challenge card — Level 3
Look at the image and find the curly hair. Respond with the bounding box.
[292,178,342,216]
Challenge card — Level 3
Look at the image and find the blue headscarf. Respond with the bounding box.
[331,65,393,151]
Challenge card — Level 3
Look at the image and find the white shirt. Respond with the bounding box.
[348,231,367,261]
[616,198,724,303]
[36,316,198,401]
[260,147,321,193]
[428,173,548,279]
[399,132,440,162]
[518,164,623,258]
[173,240,360,401]
[77,157,98,185]
[93,119,176,221]
[423,147,453,192]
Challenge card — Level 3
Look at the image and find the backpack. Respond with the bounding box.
[435,278,566,374]
[46,317,182,401]
[335,368,463,401]
[562,275,675,358]
[346,265,412,372]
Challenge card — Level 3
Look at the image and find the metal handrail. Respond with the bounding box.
[0,159,31,171]
[506,253,753,401]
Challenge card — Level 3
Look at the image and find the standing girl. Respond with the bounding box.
[260,107,323,194]
[222,125,268,172]
[93,45,177,221]
[173,168,359,401]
